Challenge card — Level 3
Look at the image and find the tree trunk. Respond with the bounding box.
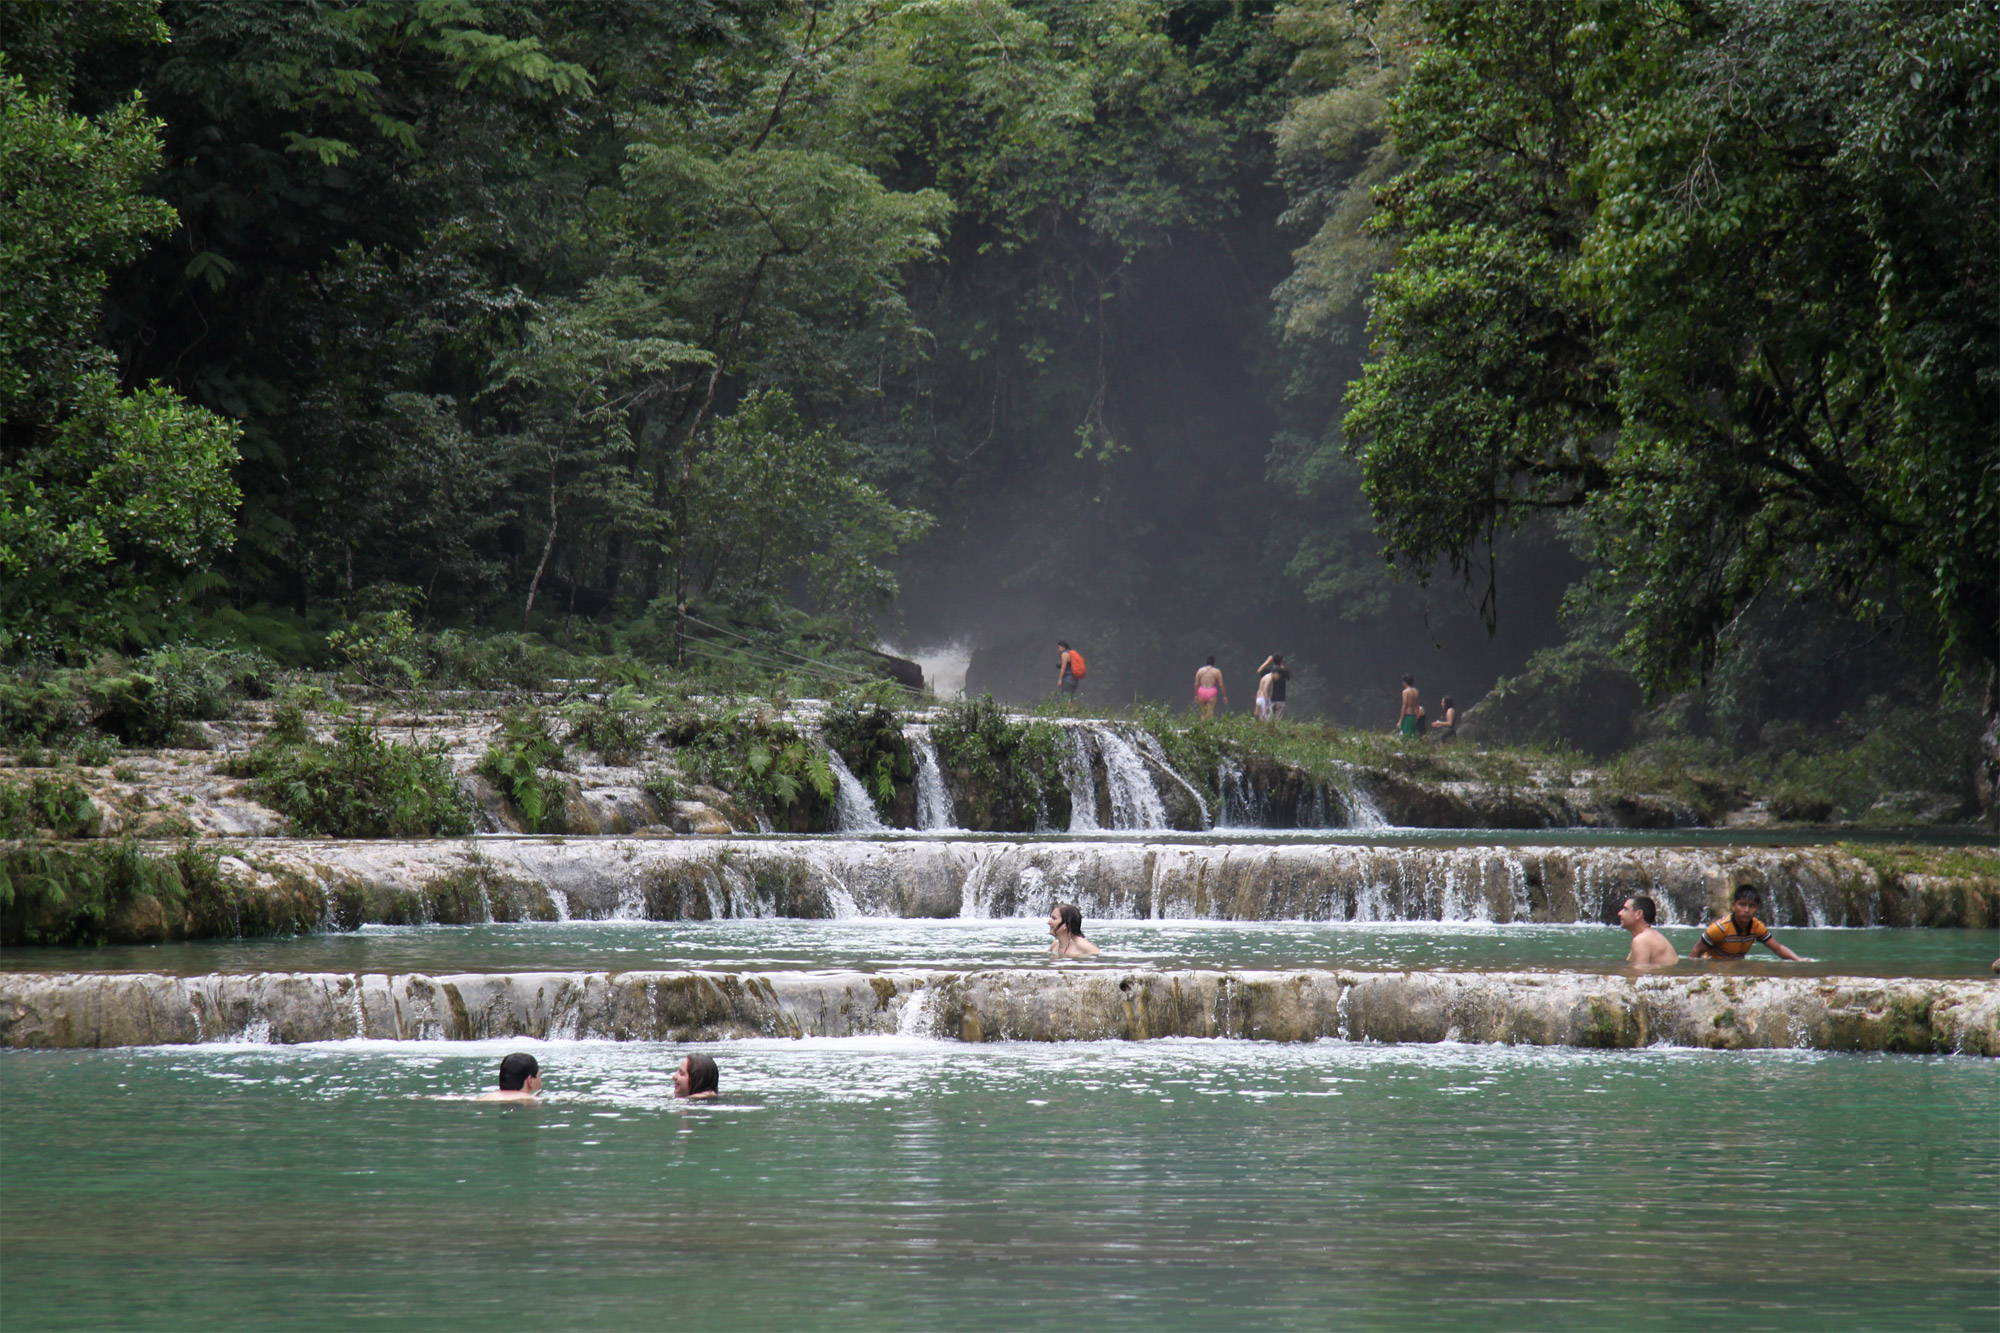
[523,516,557,632]
[1978,662,1998,832]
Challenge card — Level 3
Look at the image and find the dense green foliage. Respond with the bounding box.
[2,0,1989,797]
[0,838,324,944]
[475,705,569,832]
[0,38,242,654]
[0,773,99,838]
[0,644,268,751]
[228,721,476,838]
[666,704,837,827]
[1331,0,1996,692]
[823,687,914,805]
[931,694,1070,828]
[0,839,201,945]
[563,686,656,766]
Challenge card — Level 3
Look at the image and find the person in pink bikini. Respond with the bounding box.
[1194,656,1227,719]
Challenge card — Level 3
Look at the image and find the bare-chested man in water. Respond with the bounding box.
[1618,895,1678,968]
[476,1052,543,1102]
[1047,901,1100,958]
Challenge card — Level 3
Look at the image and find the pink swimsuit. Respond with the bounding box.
[1196,686,1219,703]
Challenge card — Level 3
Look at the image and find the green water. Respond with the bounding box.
[2,1038,1992,1331]
[5,918,1993,979]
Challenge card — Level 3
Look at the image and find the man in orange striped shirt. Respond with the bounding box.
[1691,886,1802,961]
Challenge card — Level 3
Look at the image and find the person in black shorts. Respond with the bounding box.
[1256,655,1290,720]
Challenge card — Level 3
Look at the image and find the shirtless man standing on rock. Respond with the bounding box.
[1618,895,1678,968]
[1396,674,1424,737]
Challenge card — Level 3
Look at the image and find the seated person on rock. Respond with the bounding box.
[476,1052,543,1102]
[674,1054,719,1099]
[1690,886,1802,961]
[1047,901,1101,959]
[1617,894,1678,968]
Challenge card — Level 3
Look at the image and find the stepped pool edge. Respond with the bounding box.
[5,966,1994,1055]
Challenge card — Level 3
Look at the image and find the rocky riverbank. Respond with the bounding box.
[0,694,1837,843]
[8,835,1991,947]
[3,966,1991,1055]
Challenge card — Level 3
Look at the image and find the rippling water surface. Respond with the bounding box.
[4,918,1993,978]
[2,1038,1992,1331]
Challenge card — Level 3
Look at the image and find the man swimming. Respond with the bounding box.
[1047,901,1100,958]
[476,1052,543,1102]
[1690,886,1803,961]
[1618,895,1678,968]
[1194,656,1227,719]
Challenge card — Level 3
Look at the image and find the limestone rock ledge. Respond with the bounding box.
[2,968,1992,1056]
[66,836,2000,937]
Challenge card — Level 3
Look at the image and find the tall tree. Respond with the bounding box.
[1336,0,1996,694]
[0,8,242,654]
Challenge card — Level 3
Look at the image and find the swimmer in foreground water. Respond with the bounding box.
[1048,901,1100,958]
[476,1052,543,1102]
[1617,894,1678,968]
[674,1054,719,1099]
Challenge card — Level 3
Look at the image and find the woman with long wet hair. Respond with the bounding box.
[1047,901,1100,958]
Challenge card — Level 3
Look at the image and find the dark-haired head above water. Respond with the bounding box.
[1048,901,1099,958]
[477,1052,542,1101]
[675,1054,719,1099]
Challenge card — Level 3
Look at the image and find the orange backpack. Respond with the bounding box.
[1066,650,1087,680]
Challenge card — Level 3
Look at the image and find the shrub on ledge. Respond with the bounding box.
[229,723,474,838]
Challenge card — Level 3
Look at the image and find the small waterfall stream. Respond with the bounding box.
[823,748,885,833]
[1061,729,1102,832]
[907,727,958,831]
[1094,726,1170,830]
[1346,782,1391,829]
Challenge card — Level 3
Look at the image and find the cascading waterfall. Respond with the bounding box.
[1132,729,1210,828]
[907,727,958,831]
[1094,726,1170,830]
[1055,722,1176,832]
[1346,782,1392,830]
[1215,756,1260,828]
[1062,729,1102,832]
[823,747,886,833]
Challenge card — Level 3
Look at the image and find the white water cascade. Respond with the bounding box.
[1094,726,1171,829]
[823,747,886,833]
[907,727,958,831]
[1056,722,1176,831]
[1346,782,1392,830]
[1133,729,1210,828]
[1062,729,1102,832]
[1215,756,1259,828]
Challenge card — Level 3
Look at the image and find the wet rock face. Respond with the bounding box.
[4,967,1992,1055]
[13,837,1993,944]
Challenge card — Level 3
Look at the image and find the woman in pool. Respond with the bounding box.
[674,1054,719,1099]
[1047,901,1100,958]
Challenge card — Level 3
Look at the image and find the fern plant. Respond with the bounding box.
[476,706,569,832]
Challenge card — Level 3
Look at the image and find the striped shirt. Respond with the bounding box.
[1702,915,1774,956]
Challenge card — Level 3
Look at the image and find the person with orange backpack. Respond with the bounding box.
[1056,640,1085,705]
